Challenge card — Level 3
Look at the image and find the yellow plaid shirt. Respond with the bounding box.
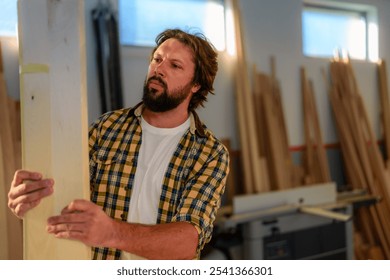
[88,103,229,259]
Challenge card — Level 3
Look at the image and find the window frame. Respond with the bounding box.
[302,0,378,62]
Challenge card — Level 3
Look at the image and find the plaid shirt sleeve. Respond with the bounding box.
[170,132,230,256]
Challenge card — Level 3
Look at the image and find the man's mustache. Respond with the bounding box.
[147,76,167,88]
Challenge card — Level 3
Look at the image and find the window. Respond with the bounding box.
[302,1,378,62]
[0,0,18,37]
[119,0,226,51]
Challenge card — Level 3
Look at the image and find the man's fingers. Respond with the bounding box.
[47,211,88,225]
[51,229,84,240]
[9,185,53,208]
[14,200,41,218]
[8,179,54,200]
[8,170,54,219]
[8,181,53,218]
[12,170,42,186]
[61,199,93,214]
[47,222,84,234]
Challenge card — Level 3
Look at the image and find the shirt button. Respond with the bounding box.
[120,213,125,219]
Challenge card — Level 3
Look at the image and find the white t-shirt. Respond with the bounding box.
[122,116,190,259]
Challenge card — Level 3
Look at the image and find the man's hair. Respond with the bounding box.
[151,29,218,110]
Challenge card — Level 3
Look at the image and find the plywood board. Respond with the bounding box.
[19,0,90,259]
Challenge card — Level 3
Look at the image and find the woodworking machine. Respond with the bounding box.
[214,183,378,260]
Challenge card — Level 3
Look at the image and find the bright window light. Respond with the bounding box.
[302,2,378,62]
[0,0,18,37]
[119,0,226,51]
[224,0,236,56]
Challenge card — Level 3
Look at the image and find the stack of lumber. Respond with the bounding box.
[252,61,303,190]
[232,0,318,192]
[231,0,270,194]
[300,67,331,185]
[328,58,390,259]
[0,41,23,259]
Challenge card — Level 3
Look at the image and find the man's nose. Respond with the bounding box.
[154,60,166,77]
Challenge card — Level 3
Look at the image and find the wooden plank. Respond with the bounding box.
[231,0,265,193]
[271,58,290,165]
[263,87,290,189]
[230,0,253,193]
[299,206,351,222]
[18,0,90,259]
[259,69,294,189]
[252,66,271,192]
[301,67,331,184]
[271,58,297,187]
[357,95,390,257]
[0,135,7,259]
[301,67,315,184]
[6,95,22,169]
[0,42,10,260]
[329,61,369,188]
[329,88,366,188]
[378,60,390,161]
[221,139,236,204]
[252,65,266,158]
[0,42,23,260]
[308,80,331,182]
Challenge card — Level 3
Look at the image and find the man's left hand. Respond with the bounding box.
[46,199,114,247]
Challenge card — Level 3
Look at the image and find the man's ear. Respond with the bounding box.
[191,83,201,94]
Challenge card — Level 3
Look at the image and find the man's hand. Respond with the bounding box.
[8,170,54,218]
[46,199,115,248]
[47,199,199,259]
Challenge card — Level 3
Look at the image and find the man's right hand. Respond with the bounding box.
[8,170,54,218]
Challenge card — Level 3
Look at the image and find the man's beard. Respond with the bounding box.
[142,76,193,112]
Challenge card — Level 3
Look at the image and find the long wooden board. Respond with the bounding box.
[301,67,331,184]
[0,42,23,260]
[0,42,12,260]
[378,60,390,161]
[231,0,267,193]
[18,0,90,259]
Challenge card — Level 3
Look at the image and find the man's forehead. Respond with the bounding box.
[154,39,194,61]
